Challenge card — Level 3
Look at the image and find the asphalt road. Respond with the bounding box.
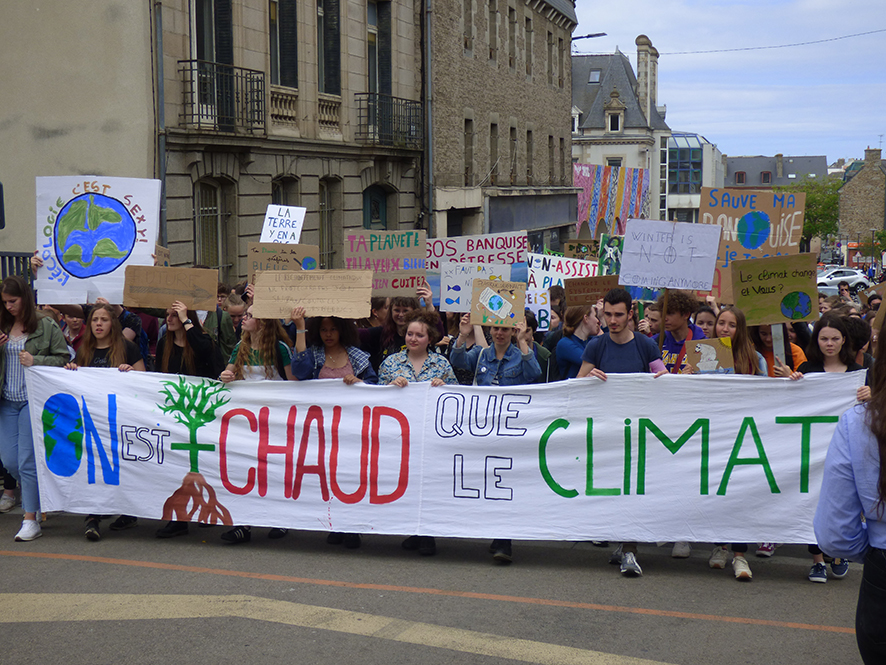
[0,510,862,665]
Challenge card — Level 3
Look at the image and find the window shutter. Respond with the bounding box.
[324,0,341,95]
[279,0,299,88]
[214,0,233,65]
[378,2,392,96]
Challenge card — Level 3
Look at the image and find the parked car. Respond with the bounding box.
[816,267,872,293]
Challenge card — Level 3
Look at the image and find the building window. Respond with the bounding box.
[526,130,533,182]
[194,179,232,277]
[608,113,620,132]
[548,135,554,184]
[588,69,601,83]
[271,176,300,206]
[510,125,517,182]
[464,119,474,186]
[761,171,772,184]
[524,18,532,75]
[546,31,553,85]
[464,0,473,50]
[668,146,704,194]
[317,0,340,95]
[735,171,746,185]
[363,185,387,230]
[559,137,565,184]
[607,157,622,167]
[558,37,564,87]
[488,0,497,59]
[507,7,516,68]
[270,0,298,88]
[318,178,341,268]
[490,123,499,183]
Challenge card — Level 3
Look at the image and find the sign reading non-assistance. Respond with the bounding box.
[470,279,526,327]
[248,242,320,284]
[439,262,509,312]
[35,176,160,304]
[259,205,306,244]
[252,269,372,319]
[28,368,864,543]
[528,253,598,289]
[344,230,426,297]
[123,266,218,310]
[426,231,529,271]
[525,289,551,331]
[620,219,721,291]
[731,253,819,326]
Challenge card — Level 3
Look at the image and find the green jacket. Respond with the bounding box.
[203,308,238,361]
[0,316,70,397]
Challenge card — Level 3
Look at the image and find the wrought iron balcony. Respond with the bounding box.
[179,60,265,133]
[355,93,423,149]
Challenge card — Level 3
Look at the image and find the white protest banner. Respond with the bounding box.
[259,205,306,244]
[439,262,509,312]
[426,231,528,271]
[27,368,862,543]
[527,253,598,290]
[35,176,161,304]
[525,289,551,331]
[620,219,721,292]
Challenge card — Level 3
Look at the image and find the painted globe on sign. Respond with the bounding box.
[780,291,813,320]
[54,193,137,278]
[42,394,84,477]
[736,211,771,250]
[302,257,318,270]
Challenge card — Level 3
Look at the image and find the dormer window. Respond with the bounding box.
[588,69,601,83]
[603,87,626,135]
[735,171,746,185]
[761,171,771,184]
[608,114,620,132]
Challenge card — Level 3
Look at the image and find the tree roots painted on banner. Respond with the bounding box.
[162,471,233,524]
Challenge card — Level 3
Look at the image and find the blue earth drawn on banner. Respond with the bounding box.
[780,291,813,320]
[42,394,84,477]
[54,193,136,278]
[736,210,771,250]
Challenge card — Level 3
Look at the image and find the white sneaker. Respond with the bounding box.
[709,546,730,569]
[14,519,42,542]
[672,541,691,558]
[608,543,624,565]
[733,556,753,581]
[620,552,643,577]
[0,493,17,513]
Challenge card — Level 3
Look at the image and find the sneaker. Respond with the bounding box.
[620,552,643,577]
[85,518,101,542]
[14,519,42,542]
[155,521,189,538]
[418,536,437,556]
[830,558,849,578]
[342,533,362,549]
[491,539,512,564]
[0,492,17,513]
[220,526,251,543]
[808,562,828,583]
[709,546,730,569]
[268,528,287,539]
[326,531,345,545]
[591,541,609,548]
[402,535,421,550]
[672,541,692,558]
[756,542,777,557]
[109,515,138,531]
[732,556,753,581]
[609,544,624,565]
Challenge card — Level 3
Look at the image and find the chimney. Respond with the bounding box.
[865,147,882,163]
[776,153,784,179]
[635,35,653,124]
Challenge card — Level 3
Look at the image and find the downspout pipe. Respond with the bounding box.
[425,0,434,237]
[154,1,168,247]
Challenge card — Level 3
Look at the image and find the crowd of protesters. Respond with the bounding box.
[2,261,884,660]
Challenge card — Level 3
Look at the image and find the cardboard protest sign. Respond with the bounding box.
[439,262,509,312]
[731,253,819,326]
[686,338,735,374]
[35,176,161,304]
[620,219,721,292]
[565,275,619,306]
[123,266,218,310]
[527,253,598,289]
[470,279,525,327]
[563,240,598,261]
[525,289,551,331]
[426,231,528,271]
[598,234,624,276]
[154,244,170,267]
[259,205,306,244]
[252,270,372,319]
[344,230,426,297]
[858,280,886,306]
[699,188,806,302]
[247,242,320,283]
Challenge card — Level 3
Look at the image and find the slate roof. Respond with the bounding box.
[725,155,828,187]
[843,160,886,183]
[571,53,669,132]
[542,0,577,24]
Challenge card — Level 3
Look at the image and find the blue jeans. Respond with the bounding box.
[857,547,886,664]
[0,400,40,514]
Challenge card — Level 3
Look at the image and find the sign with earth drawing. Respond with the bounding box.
[731,253,818,326]
[35,176,161,304]
[698,187,806,302]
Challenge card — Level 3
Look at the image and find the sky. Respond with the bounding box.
[572,0,885,163]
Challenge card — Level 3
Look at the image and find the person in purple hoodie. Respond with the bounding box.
[652,290,706,373]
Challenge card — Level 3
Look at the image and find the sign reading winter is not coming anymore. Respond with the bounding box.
[344,230,427,297]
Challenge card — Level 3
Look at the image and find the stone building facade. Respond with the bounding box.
[840,148,886,239]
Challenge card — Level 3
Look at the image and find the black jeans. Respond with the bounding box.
[857,547,886,664]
